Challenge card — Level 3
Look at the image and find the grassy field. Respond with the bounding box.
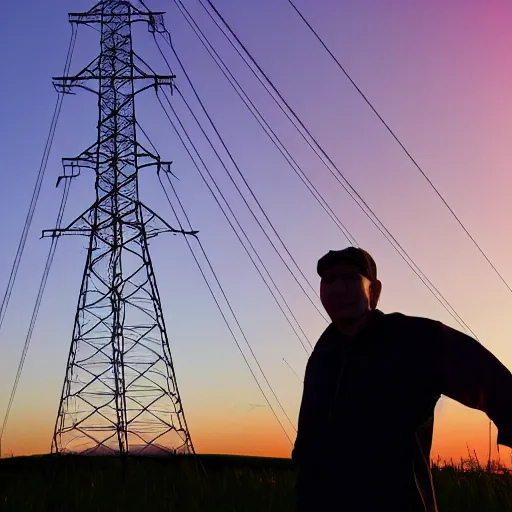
[1,454,512,511]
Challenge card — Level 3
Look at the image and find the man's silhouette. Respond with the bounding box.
[292,247,512,511]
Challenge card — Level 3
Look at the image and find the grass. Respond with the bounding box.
[1,453,512,511]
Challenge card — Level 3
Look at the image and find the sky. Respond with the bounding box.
[1,0,512,464]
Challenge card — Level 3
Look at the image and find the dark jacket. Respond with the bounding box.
[292,310,512,511]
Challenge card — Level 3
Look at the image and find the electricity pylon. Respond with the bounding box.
[48,0,196,455]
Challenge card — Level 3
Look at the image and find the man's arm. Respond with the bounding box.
[292,356,315,468]
[432,321,512,448]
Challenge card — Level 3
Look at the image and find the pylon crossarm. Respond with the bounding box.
[69,4,165,25]
[140,202,198,237]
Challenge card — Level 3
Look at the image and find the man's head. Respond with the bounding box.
[317,247,382,323]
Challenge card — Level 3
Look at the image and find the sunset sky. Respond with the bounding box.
[1,0,512,464]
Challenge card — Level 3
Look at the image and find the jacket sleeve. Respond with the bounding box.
[291,355,316,468]
[432,321,512,448]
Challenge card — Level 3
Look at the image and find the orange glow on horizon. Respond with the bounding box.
[6,415,510,465]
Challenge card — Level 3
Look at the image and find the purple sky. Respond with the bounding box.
[1,0,512,459]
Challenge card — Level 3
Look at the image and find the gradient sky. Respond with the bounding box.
[1,0,512,465]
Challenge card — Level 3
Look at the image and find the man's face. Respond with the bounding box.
[320,262,375,322]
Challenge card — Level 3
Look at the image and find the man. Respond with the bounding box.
[292,247,512,511]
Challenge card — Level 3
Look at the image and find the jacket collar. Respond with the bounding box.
[314,309,385,355]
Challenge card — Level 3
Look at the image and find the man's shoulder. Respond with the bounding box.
[311,323,339,355]
[309,311,445,359]
[381,311,442,330]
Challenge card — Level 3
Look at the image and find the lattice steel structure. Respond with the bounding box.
[46,1,196,455]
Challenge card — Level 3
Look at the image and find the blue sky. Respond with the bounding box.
[1,0,512,458]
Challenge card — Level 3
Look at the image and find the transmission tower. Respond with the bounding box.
[46,1,196,455]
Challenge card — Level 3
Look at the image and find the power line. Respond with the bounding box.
[140,100,303,436]
[283,358,303,384]
[164,173,296,436]
[155,89,315,355]
[0,177,73,455]
[154,152,295,443]
[146,91,313,444]
[155,25,328,323]
[197,0,479,339]
[154,89,315,354]
[284,0,512,295]
[163,84,328,325]
[151,43,327,337]
[171,0,357,247]
[0,25,78,340]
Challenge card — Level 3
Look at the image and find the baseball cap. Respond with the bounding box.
[317,247,377,282]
